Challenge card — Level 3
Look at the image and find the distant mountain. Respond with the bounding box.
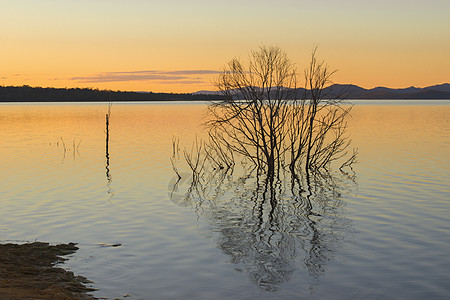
[423,83,450,93]
[192,90,222,95]
[335,83,450,99]
[197,83,450,100]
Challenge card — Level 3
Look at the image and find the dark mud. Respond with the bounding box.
[0,242,96,299]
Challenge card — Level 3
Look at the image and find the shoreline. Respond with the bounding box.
[0,242,96,299]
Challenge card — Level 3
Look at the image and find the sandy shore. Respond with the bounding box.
[0,242,96,300]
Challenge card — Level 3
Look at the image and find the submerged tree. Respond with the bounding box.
[207,45,356,179]
[169,45,358,291]
[208,45,297,177]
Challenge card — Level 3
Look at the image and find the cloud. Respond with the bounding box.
[155,80,206,85]
[71,73,187,83]
[70,70,220,84]
[165,70,221,75]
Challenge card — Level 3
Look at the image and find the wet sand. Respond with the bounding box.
[0,242,96,299]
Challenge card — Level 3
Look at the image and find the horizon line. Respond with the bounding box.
[1,82,449,94]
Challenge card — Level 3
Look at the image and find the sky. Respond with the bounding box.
[1,0,449,93]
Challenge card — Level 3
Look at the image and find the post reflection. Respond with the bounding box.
[169,168,355,291]
[105,103,113,199]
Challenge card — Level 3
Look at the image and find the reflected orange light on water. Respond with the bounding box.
[1,102,449,175]
[0,103,207,173]
[349,104,450,147]
[347,104,450,184]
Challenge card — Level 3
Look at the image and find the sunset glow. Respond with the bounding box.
[1,0,449,93]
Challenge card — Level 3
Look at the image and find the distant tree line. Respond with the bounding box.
[0,85,225,102]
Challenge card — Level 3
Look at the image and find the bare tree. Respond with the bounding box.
[302,47,356,173]
[208,45,299,177]
[206,45,355,178]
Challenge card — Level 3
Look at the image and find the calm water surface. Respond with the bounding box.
[0,100,449,299]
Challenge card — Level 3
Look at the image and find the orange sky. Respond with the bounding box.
[1,0,449,93]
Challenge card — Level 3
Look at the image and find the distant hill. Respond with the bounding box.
[424,83,450,93]
[0,85,225,102]
[192,90,222,95]
[197,83,450,100]
[324,83,450,99]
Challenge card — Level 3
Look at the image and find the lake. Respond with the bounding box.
[0,100,449,299]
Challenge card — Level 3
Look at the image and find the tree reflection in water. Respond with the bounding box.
[168,46,357,291]
[169,163,355,291]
